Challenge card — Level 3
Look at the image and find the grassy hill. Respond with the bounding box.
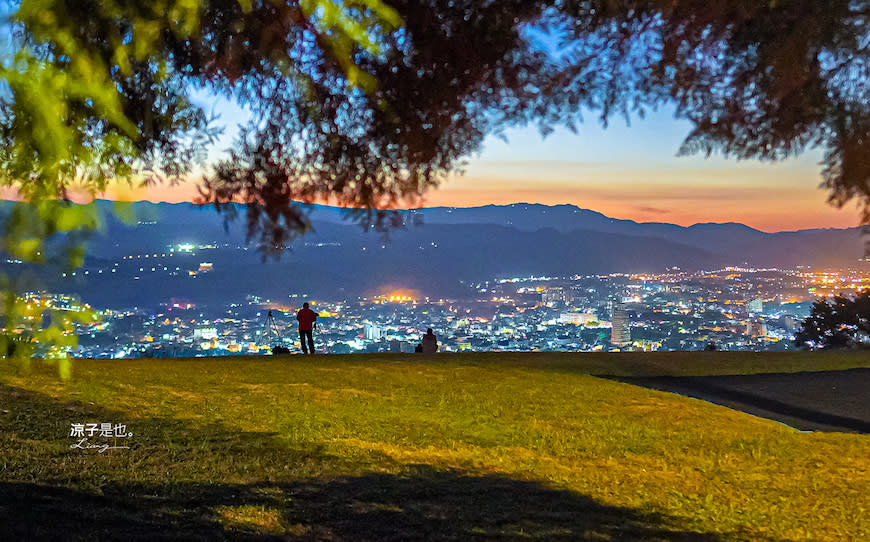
[1,352,868,540]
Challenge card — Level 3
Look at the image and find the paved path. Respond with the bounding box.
[617,368,870,433]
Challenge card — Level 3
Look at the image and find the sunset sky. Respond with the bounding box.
[0,10,863,234]
[123,100,862,233]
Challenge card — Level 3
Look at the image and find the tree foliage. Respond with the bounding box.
[4,1,870,249]
[795,291,870,350]
[3,1,870,366]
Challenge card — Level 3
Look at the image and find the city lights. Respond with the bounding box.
[54,266,870,359]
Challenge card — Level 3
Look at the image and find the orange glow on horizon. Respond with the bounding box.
[372,288,420,303]
[419,179,862,232]
[2,161,864,233]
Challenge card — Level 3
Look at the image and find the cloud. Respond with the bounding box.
[634,206,670,215]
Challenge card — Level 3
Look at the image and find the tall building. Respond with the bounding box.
[542,287,570,307]
[782,315,799,333]
[746,320,768,338]
[747,297,764,314]
[363,323,382,341]
[611,303,630,346]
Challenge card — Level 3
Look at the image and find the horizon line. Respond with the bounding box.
[4,196,859,235]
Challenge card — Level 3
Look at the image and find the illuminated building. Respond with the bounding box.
[364,323,382,341]
[746,320,768,337]
[747,297,764,314]
[194,328,218,340]
[559,312,597,325]
[542,287,570,307]
[611,303,630,346]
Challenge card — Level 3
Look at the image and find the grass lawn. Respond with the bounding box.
[1,352,868,540]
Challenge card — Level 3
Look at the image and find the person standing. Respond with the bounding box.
[296,302,318,354]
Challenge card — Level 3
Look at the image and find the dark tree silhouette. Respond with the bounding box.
[795,291,870,350]
[4,0,870,254]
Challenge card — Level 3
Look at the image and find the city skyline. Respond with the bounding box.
[64,266,870,359]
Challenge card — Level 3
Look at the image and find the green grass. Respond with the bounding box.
[1,352,868,540]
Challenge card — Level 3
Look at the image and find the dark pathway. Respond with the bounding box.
[616,368,870,433]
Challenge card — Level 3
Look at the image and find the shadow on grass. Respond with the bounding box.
[0,383,722,541]
[1,473,721,541]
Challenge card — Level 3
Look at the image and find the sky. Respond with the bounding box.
[123,101,861,233]
[106,23,865,234]
[2,12,860,234]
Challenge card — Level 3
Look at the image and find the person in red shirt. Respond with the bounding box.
[296,302,318,354]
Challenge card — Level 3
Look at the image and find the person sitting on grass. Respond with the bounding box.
[421,328,438,355]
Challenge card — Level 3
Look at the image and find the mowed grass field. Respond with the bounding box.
[1,352,868,541]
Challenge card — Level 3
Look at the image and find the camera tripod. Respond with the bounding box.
[261,310,290,354]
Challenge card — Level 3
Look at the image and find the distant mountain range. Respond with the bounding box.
[2,200,866,307]
[398,203,866,269]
